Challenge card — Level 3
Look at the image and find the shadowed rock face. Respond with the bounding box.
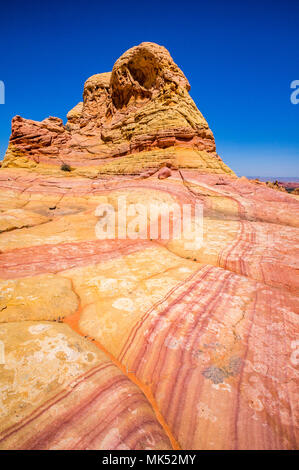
[2,42,234,177]
[0,43,298,450]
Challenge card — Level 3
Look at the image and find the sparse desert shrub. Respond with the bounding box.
[61,163,71,172]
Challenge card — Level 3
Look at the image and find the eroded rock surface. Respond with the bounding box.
[0,43,298,450]
[0,322,171,450]
[2,43,233,177]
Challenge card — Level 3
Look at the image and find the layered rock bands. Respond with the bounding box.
[0,43,298,450]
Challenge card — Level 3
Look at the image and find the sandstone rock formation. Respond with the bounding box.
[0,43,298,450]
[2,42,233,178]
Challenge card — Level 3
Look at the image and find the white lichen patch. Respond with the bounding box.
[0,322,102,431]
[112,297,135,312]
[197,401,217,423]
[28,324,51,335]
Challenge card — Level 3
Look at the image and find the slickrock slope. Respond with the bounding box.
[0,43,298,450]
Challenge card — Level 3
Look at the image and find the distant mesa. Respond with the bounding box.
[248,177,299,194]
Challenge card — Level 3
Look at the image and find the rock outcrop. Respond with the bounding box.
[0,43,298,450]
[2,42,233,177]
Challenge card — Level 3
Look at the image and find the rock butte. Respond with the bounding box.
[0,42,298,450]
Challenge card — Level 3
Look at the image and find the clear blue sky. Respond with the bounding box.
[0,0,298,176]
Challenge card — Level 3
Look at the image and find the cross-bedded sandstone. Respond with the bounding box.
[0,43,298,450]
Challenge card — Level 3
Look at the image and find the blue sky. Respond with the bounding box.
[0,0,298,176]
